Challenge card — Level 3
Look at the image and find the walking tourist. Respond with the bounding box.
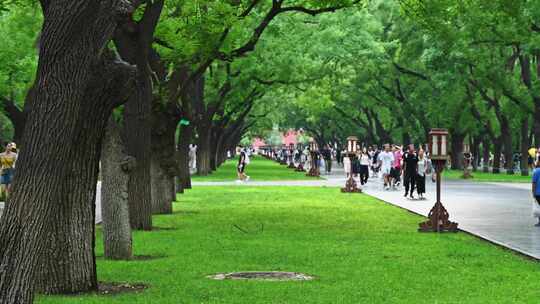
[0,142,17,197]
[416,149,429,199]
[351,151,360,180]
[294,147,302,165]
[359,147,370,185]
[188,144,197,170]
[371,145,380,177]
[403,144,418,199]
[532,160,540,226]
[378,144,395,190]
[303,147,310,170]
[322,145,332,174]
[343,151,352,178]
[237,147,250,182]
[391,145,403,188]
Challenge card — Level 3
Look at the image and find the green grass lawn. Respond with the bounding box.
[41,186,540,304]
[444,169,531,183]
[191,156,317,182]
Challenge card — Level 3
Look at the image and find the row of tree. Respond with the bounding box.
[250,0,540,176]
[1,0,539,302]
[0,0,362,302]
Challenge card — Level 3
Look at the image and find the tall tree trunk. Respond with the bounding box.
[471,135,480,172]
[35,56,134,295]
[175,68,197,192]
[177,123,192,191]
[2,89,32,145]
[214,130,226,168]
[150,104,178,214]
[210,130,218,172]
[196,127,212,176]
[482,138,490,173]
[0,1,136,301]
[521,117,530,176]
[101,118,133,260]
[534,98,540,146]
[492,138,502,174]
[150,158,175,214]
[114,1,165,230]
[501,121,514,175]
[123,76,153,230]
[450,132,464,170]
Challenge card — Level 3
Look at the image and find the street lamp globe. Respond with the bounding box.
[428,128,448,161]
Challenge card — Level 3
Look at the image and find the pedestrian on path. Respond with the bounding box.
[359,147,370,185]
[0,142,17,198]
[391,145,403,188]
[189,144,197,170]
[351,151,360,180]
[322,145,332,174]
[237,147,250,182]
[343,152,351,178]
[403,144,418,199]
[532,160,540,226]
[371,145,380,178]
[416,149,429,199]
[336,148,342,167]
[378,144,395,190]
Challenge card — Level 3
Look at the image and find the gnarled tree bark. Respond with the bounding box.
[114,0,164,230]
[0,0,135,301]
[150,98,178,214]
[101,118,134,260]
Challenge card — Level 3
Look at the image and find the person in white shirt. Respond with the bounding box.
[378,144,395,190]
[359,148,371,185]
[188,144,197,170]
[343,153,352,178]
[416,149,429,199]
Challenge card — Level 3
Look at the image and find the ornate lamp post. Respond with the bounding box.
[419,129,458,232]
[288,143,296,169]
[306,140,320,177]
[341,136,361,193]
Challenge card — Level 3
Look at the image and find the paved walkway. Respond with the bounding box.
[194,165,540,260]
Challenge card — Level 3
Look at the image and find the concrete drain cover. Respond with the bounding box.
[208,272,314,281]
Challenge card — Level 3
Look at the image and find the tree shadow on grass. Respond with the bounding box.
[95,254,167,261]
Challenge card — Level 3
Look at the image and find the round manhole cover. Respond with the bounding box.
[208,272,314,281]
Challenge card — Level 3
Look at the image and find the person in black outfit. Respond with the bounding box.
[371,145,380,177]
[351,153,360,179]
[322,145,332,174]
[237,147,249,182]
[403,144,418,199]
[358,148,370,185]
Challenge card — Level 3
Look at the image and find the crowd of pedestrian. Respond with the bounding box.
[264,142,435,199]
[341,143,433,199]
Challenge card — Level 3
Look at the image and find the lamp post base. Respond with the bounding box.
[462,168,473,179]
[306,167,320,177]
[341,177,362,193]
[418,201,458,233]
